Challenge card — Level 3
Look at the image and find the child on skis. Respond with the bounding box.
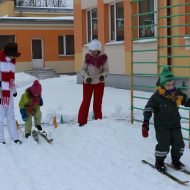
[142,66,190,172]
[19,80,46,138]
[0,42,22,144]
[78,39,109,126]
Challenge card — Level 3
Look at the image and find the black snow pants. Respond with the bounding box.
[155,124,185,161]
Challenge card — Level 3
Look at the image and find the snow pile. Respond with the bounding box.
[1,74,190,190]
[15,73,37,88]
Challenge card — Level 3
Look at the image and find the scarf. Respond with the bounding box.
[157,87,183,107]
[0,51,16,106]
[85,53,107,68]
[26,88,40,115]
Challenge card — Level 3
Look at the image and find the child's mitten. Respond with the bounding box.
[20,108,28,121]
[142,121,149,138]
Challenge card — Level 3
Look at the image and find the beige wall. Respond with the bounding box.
[14,12,73,17]
[185,37,190,50]
[16,62,32,72]
[81,0,97,9]
[105,43,125,74]
[133,41,157,74]
[45,61,75,73]
[16,61,75,73]
[0,0,15,16]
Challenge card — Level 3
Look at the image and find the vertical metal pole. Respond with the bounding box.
[130,1,134,124]
[189,109,190,148]
[167,0,172,69]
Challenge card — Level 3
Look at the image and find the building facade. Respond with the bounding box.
[0,0,75,73]
[74,0,190,90]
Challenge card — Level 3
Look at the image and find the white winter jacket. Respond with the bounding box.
[81,52,109,84]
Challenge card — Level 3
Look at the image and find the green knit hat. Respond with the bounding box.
[159,66,175,87]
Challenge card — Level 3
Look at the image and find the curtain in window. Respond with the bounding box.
[139,0,155,38]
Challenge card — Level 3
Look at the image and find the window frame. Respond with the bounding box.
[86,7,98,43]
[58,35,74,56]
[109,1,124,42]
[138,0,157,39]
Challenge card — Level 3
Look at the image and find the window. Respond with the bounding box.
[139,0,157,38]
[87,8,98,43]
[0,0,5,4]
[58,35,74,56]
[110,1,124,41]
[0,35,15,51]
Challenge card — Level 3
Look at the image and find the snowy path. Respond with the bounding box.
[0,74,190,190]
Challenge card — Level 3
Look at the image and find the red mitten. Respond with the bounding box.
[142,121,149,138]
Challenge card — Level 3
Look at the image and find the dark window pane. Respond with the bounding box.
[92,8,98,40]
[32,39,42,59]
[87,11,92,43]
[110,4,115,41]
[92,8,97,18]
[58,36,64,55]
[0,35,15,51]
[139,0,155,38]
[116,2,124,41]
[66,35,74,55]
[92,19,98,40]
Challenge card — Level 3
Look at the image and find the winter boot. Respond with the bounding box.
[155,157,167,172]
[172,157,185,170]
[35,125,47,136]
[25,133,31,138]
[79,123,87,127]
[14,140,22,145]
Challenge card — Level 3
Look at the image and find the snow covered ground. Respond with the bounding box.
[1,73,190,190]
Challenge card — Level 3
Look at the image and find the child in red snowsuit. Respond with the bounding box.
[78,40,109,126]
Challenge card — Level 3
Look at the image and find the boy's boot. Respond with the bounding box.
[35,125,47,136]
[155,157,167,172]
[25,133,31,138]
[14,140,22,145]
[172,157,185,170]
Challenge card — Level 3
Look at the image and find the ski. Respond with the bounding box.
[166,163,190,175]
[32,130,39,144]
[37,131,53,144]
[142,160,189,185]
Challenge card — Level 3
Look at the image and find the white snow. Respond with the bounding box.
[0,16,74,21]
[105,41,125,45]
[1,73,190,190]
[133,38,157,43]
[15,73,37,88]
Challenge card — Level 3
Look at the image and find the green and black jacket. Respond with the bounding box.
[143,89,190,128]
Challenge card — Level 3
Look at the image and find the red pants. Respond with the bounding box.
[78,83,105,125]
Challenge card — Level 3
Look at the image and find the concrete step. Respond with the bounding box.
[25,68,60,80]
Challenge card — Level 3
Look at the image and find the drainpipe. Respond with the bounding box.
[167,0,172,70]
